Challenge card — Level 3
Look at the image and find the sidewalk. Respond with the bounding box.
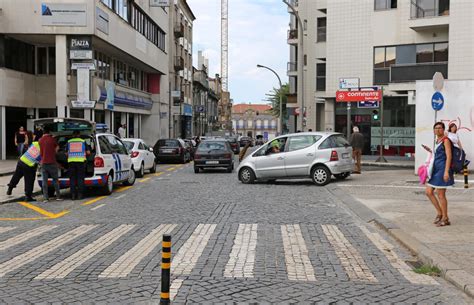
[330,169,474,298]
[0,160,17,177]
[361,154,415,168]
[0,173,42,204]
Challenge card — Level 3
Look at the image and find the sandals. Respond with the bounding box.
[436,218,451,227]
[433,215,442,224]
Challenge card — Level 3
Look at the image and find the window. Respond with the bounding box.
[416,44,433,63]
[317,18,326,42]
[247,120,253,128]
[375,0,397,10]
[4,37,35,74]
[48,47,56,74]
[434,43,448,62]
[288,135,320,152]
[316,63,326,91]
[116,139,129,155]
[37,47,47,75]
[99,136,113,154]
[374,47,385,68]
[385,47,396,67]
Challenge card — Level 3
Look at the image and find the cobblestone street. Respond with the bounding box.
[0,163,471,303]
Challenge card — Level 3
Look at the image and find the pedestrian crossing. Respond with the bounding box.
[0,224,437,285]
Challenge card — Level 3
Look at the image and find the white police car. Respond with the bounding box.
[35,118,135,196]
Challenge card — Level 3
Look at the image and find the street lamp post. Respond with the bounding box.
[283,0,305,132]
[257,64,283,135]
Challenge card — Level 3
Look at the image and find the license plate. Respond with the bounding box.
[342,153,349,159]
[206,161,219,164]
[163,149,173,153]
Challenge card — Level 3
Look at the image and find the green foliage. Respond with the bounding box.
[413,264,441,276]
[264,84,289,118]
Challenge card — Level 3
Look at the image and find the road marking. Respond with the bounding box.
[0,225,96,277]
[166,174,171,177]
[36,224,135,279]
[91,204,105,211]
[115,194,127,200]
[99,224,176,278]
[358,225,439,285]
[321,224,377,282]
[170,279,184,301]
[139,177,151,183]
[0,225,57,251]
[172,224,216,276]
[167,167,176,172]
[281,224,316,281]
[116,186,133,193]
[337,184,474,191]
[18,202,68,219]
[0,217,44,221]
[82,196,107,206]
[154,172,164,177]
[0,227,16,235]
[224,224,257,278]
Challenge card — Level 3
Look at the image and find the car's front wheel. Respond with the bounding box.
[123,168,136,186]
[194,167,200,174]
[239,167,255,184]
[311,165,331,186]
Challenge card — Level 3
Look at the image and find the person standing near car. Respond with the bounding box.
[14,126,29,156]
[6,141,41,201]
[67,130,89,200]
[118,124,126,138]
[39,126,62,202]
[349,126,364,174]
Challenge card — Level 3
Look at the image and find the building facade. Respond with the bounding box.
[192,51,209,137]
[232,104,278,140]
[207,75,221,132]
[286,0,473,155]
[0,0,170,160]
[168,0,195,139]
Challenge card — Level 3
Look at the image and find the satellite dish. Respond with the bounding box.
[433,72,444,91]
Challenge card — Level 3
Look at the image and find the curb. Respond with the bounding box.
[0,190,43,205]
[0,171,15,178]
[328,185,474,299]
[361,161,414,169]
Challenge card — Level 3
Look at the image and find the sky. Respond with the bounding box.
[187,0,288,105]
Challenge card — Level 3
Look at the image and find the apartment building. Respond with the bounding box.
[0,0,170,159]
[168,0,195,139]
[287,0,473,155]
[232,104,278,140]
[193,51,210,136]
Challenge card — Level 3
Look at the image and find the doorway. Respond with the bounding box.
[6,107,27,159]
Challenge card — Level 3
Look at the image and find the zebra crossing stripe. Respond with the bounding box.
[358,225,439,285]
[0,227,16,235]
[224,224,257,278]
[0,225,57,251]
[170,278,184,301]
[35,225,135,280]
[281,224,316,281]
[0,225,96,277]
[172,224,216,276]
[322,224,378,282]
[99,224,176,278]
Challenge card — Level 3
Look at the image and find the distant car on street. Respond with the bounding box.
[255,135,264,146]
[122,138,157,177]
[239,136,254,147]
[237,132,353,186]
[153,139,191,164]
[225,136,240,154]
[194,140,235,173]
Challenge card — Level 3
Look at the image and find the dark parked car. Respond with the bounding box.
[183,139,195,159]
[154,139,191,164]
[194,140,235,173]
[226,137,240,154]
[255,135,264,146]
[239,136,254,147]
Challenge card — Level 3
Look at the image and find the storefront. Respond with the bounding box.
[182,103,193,139]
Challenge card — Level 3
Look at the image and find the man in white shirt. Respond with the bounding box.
[118,124,126,138]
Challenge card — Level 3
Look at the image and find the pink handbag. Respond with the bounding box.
[418,153,432,185]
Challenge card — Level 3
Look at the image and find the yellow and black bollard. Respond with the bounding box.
[464,165,469,189]
[160,234,171,305]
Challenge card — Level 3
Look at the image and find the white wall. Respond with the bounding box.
[415,80,474,171]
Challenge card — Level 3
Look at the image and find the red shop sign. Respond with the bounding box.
[336,90,382,102]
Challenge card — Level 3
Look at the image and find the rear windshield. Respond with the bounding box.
[158,140,179,147]
[123,141,135,151]
[197,141,227,152]
[319,135,350,149]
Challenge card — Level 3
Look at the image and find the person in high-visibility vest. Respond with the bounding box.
[6,142,41,201]
[67,131,90,200]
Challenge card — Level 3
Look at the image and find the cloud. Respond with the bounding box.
[187,0,288,104]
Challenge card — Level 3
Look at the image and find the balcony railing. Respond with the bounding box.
[410,0,450,19]
[174,22,185,38]
[287,62,298,73]
[174,56,184,71]
[374,62,448,84]
[287,29,298,40]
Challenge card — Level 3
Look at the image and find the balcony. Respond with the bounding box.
[374,62,448,84]
[174,22,185,38]
[287,61,298,76]
[193,71,209,89]
[287,29,298,45]
[409,0,449,31]
[286,93,297,104]
[174,56,184,71]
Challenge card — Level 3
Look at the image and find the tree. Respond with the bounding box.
[265,83,289,119]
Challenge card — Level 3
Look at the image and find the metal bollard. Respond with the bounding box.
[464,165,469,189]
[160,234,171,305]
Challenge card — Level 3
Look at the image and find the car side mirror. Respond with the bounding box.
[149,147,153,152]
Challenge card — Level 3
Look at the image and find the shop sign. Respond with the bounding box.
[71,100,96,109]
[336,90,382,102]
[371,127,415,147]
[71,62,96,70]
[41,3,87,27]
[183,104,193,117]
[70,36,92,50]
[357,101,379,108]
[150,0,170,7]
[70,50,93,60]
[339,78,360,89]
[171,90,182,98]
[105,81,115,110]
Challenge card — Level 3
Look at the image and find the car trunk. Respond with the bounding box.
[34,118,96,178]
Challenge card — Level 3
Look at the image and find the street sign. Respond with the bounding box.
[357,101,379,108]
[339,78,360,89]
[71,62,96,70]
[69,50,93,60]
[195,105,205,113]
[431,92,444,111]
[433,72,445,92]
[150,0,170,6]
[336,90,382,102]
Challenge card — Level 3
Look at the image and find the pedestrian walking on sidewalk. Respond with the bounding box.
[239,142,251,162]
[39,126,62,202]
[423,122,454,227]
[33,126,43,141]
[349,126,364,174]
[6,142,41,201]
[67,131,89,200]
[14,126,29,157]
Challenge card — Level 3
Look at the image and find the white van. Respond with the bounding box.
[35,118,136,196]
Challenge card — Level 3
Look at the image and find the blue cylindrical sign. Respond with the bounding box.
[431,92,444,111]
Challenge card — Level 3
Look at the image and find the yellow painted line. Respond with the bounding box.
[139,177,151,183]
[166,167,176,172]
[82,196,107,206]
[116,186,133,193]
[18,202,69,219]
[0,217,45,221]
[154,172,164,177]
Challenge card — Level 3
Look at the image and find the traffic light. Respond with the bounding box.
[372,110,379,120]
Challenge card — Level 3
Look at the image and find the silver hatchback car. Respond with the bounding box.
[237,132,353,186]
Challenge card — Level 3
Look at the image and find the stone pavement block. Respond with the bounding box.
[445,270,474,296]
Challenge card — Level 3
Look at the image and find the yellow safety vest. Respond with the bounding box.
[67,138,86,162]
[20,142,41,167]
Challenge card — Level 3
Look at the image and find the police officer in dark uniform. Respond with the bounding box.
[67,130,90,200]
